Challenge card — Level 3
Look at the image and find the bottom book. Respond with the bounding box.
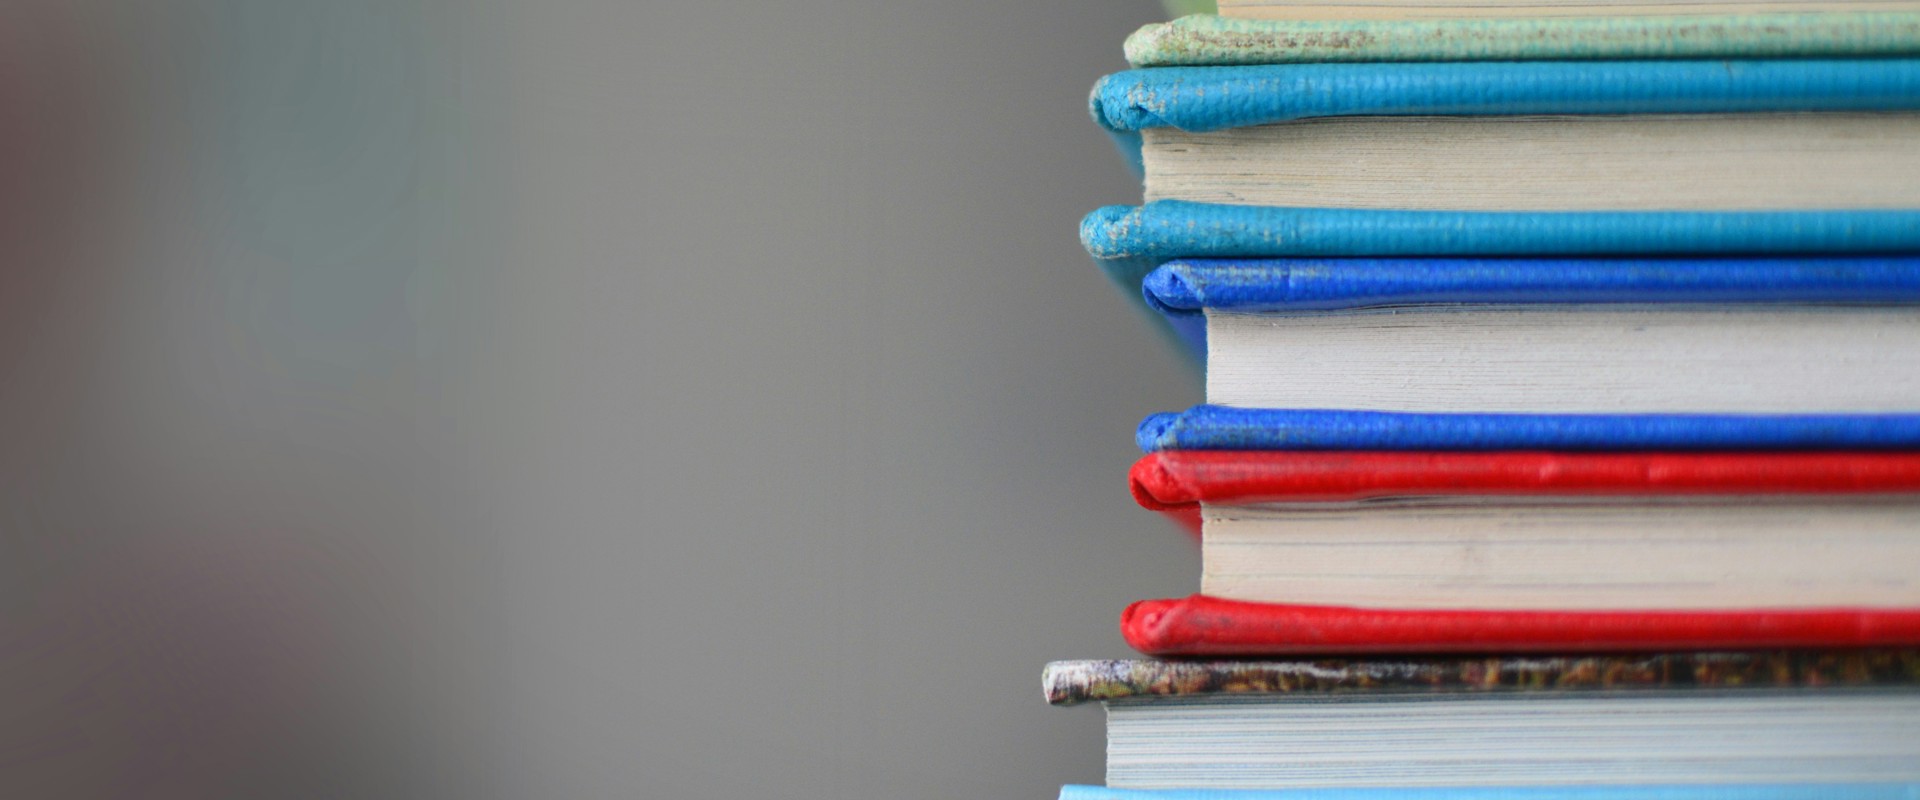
[1060,786,1920,799]
[1045,654,1920,791]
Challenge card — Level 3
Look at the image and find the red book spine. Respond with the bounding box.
[1123,595,1920,657]
[1131,450,1920,508]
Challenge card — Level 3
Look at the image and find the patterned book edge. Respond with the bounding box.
[1044,651,1920,706]
[1126,12,1920,67]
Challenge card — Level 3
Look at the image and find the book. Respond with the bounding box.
[1141,256,1920,413]
[1217,0,1920,20]
[1044,655,1920,788]
[1125,12,1920,66]
[1062,786,1920,800]
[1093,61,1920,210]
[1143,256,1920,354]
[1130,449,1920,612]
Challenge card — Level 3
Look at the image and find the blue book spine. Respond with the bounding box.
[1148,256,1920,312]
[1090,59,1920,133]
[1061,785,1920,800]
[1084,202,1920,264]
[1084,202,1920,350]
[1139,406,1920,452]
[1142,256,1920,356]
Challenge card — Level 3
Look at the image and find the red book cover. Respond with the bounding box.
[1124,451,1920,655]
[1129,450,1920,511]
[1123,595,1920,657]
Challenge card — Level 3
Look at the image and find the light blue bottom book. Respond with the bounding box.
[1063,786,1920,800]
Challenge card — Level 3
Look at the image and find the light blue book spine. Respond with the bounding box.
[1091,59,1920,133]
[1061,785,1920,800]
[1085,202,1920,264]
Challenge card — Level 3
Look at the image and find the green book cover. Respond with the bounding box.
[1127,11,1920,65]
[1162,0,1220,16]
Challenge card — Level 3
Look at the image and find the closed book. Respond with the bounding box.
[1063,786,1920,800]
[1044,654,1920,788]
[1091,59,1920,183]
[1141,256,1920,412]
[1132,449,1920,609]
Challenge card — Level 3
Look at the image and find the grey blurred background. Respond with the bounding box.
[0,0,1199,797]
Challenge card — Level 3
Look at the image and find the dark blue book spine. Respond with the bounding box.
[1146,256,1920,313]
[1140,406,1920,452]
[1141,255,1920,356]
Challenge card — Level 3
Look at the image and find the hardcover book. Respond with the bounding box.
[1044,655,1920,789]
[1094,62,1920,213]
[1139,256,1920,412]
[1090,59,1920,166]
[1061,786,1920,800]
[1132,448,1920,604]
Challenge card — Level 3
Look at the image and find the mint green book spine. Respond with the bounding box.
[1126,12,1920,66]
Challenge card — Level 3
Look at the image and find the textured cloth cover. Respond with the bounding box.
[1091,60,1920,133]
[1083,202,1920,344]
[1127,450,1920,509]
[1137,406,1920,452]
[1124,12,1920,66]
[1044,651,1920,706]
[1142,255,1920,355]
[1122,595,1920,655]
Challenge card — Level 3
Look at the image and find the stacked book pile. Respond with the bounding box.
[1049,1,1920,797]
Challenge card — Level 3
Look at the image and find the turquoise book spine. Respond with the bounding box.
[1092,59,1920,133]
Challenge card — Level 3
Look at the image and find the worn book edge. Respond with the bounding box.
[1043,651,1920,705]
[1126,12,1920,66]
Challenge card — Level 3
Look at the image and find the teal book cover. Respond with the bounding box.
[1082,202,1920,343]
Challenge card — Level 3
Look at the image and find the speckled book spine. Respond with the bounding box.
[1043,651,1920,706]
[1125,13,1920,66]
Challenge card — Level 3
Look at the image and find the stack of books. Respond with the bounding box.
[1049,1,1920,796]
